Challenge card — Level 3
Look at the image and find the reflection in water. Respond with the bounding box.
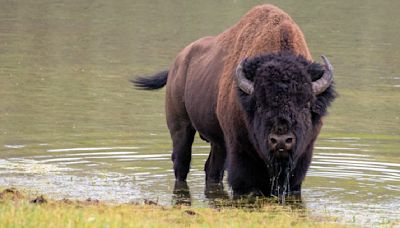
[172,181,230,207]
[173,180,305,211]
[172,181,191,206]
[204,182,229,203]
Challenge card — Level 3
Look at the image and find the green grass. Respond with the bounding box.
[0,188,346,228]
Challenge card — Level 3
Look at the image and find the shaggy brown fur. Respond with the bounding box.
[217,4,311,86]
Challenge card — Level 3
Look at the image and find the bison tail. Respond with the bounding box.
[131,70,168,90]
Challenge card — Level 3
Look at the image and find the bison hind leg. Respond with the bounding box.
[204,143,226,184]
[170,123,196,182]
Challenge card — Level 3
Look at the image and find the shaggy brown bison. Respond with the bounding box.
[133,4,336,198]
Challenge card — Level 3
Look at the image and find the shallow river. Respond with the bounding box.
[1,0,399,226]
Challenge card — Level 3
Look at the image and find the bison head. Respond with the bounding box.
[235,52,336,197]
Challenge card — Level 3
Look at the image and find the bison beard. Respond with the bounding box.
[132,4,337,199]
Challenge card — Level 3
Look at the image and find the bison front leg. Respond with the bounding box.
[170,123,196,182]
[227,148,270,197]
[204,143,226,184]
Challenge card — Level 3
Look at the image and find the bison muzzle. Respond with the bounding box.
[132,4,337,199]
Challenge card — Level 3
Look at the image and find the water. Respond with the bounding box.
[1,0,399,226]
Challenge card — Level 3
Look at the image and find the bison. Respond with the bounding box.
[133,4,336,198]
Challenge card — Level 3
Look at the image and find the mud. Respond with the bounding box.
[0,188,24,201]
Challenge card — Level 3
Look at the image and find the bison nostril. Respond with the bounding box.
[270,138,277,145]
[285,137,293,144]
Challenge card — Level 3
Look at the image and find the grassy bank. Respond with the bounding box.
[0,188,344,228]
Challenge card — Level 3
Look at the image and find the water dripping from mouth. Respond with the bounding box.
[279,166,291,205]
[270,153,294,205]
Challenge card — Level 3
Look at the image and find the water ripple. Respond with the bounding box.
[310,152,400,183]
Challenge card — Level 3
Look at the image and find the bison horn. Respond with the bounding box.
[235,60,254,94]
[312,55,334,95]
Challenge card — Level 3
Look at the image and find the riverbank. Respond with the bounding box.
[0,188,346,228]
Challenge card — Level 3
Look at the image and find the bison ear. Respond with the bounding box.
[307,62,325,82]
[238,90,256,116]
[308,60,337,120]
[236,60,256,114]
